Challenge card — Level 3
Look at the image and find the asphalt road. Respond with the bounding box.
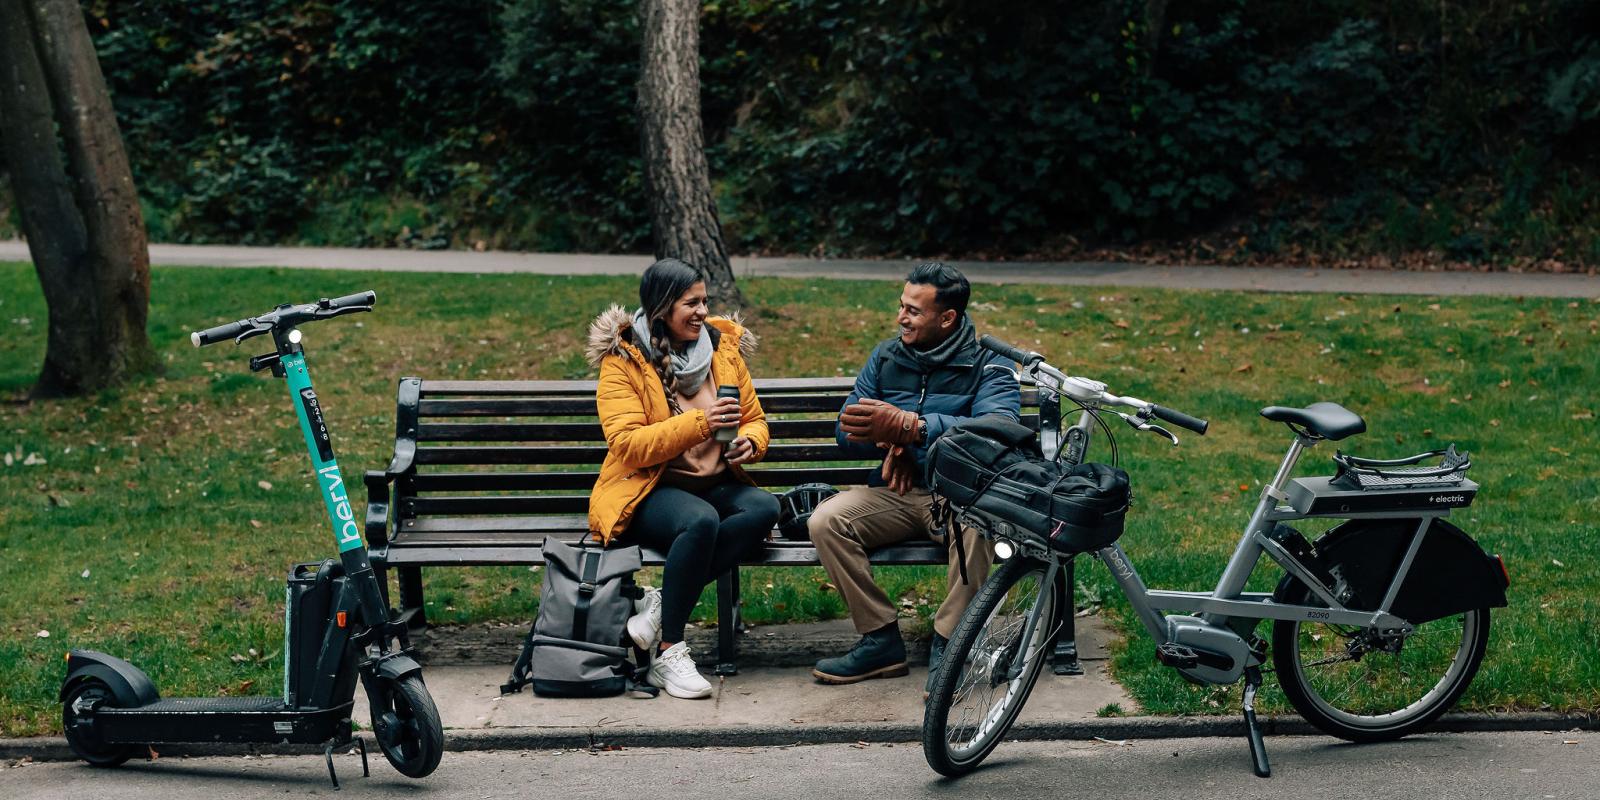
[4,731,1592,799]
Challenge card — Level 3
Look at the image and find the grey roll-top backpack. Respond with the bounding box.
[500,536,655,697]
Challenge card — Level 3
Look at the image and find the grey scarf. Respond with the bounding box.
[631,308,714,397]
[904,313,976,370]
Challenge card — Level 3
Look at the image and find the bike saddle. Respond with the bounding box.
[1259,402,1366,441]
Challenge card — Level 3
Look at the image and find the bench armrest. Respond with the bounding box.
[364,469,396,549]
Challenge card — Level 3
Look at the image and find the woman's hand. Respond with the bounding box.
[725,436,756,465]
[705,396,742,435]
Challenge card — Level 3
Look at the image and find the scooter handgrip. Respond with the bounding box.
[326,290,376,310]
[192,318,251,347]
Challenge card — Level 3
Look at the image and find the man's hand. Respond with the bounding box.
[880,443,918,495]
[725,436,756,465]
[841,398,920,445]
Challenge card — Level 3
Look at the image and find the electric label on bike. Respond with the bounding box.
[299,388,336,462]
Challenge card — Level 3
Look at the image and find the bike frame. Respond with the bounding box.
[1007,382,1452,683]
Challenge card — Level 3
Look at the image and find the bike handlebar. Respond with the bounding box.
[190,291,377,347]
[979,333,1209,436]
[979,334,1042,367]
[1151,404,1209,435]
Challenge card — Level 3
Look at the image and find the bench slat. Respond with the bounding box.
[413,414,1041,442]
[378,541,946,567]
[404,466,879,493]
[414,442,861,466]
[419,377,862,397]
[408,495,591,515]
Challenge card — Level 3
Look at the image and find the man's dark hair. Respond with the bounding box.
[906,261,970,315]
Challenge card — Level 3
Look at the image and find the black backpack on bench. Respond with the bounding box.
[927,415,1132,554]
[500,537,656,698]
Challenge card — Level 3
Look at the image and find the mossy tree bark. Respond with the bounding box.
[0,0,154,397]
[636,0,745,313]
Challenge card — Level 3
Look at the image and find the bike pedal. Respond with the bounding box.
[1155,642,1201,669]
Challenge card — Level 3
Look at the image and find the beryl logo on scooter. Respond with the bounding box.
[317,464,361,549]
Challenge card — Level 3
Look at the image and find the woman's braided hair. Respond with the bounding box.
[638,258,705,414]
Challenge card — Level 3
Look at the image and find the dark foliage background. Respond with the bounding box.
[3,0,1597,265]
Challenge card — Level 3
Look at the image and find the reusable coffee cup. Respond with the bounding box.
[714,385,740,443]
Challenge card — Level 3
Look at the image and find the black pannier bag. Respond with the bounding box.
[927,415,1132,554]
[500,537,654,698]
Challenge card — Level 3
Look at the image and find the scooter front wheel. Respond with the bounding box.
[371,674,443,778]
[62,679,135,767]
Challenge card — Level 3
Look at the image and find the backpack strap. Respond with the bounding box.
[499,618,540,694]
[571,546,602,641]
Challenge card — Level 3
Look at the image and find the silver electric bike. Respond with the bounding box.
[921,335,1509,778]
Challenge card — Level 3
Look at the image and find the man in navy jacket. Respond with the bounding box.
[808,262,1020,687]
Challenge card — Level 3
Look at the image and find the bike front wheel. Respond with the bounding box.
[1273,581,1490,743]
[923,555,1060,777]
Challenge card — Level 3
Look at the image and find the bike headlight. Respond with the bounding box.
[994,539,1015,560]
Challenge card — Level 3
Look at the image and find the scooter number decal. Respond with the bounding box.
[299,388,335,462]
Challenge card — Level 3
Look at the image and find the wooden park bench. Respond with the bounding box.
[363,376,1082,675]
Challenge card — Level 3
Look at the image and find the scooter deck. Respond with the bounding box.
[95,698,355,745]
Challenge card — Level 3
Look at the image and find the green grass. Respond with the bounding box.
[1,262,1597,737]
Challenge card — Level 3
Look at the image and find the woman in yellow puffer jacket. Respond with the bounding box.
[584,258,778,698]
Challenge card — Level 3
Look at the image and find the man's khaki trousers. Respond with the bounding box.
[808,487,993,638]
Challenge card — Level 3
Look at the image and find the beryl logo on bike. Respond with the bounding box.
[317,464,362,550]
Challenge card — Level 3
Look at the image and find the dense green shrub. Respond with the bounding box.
[12,0,1593,263]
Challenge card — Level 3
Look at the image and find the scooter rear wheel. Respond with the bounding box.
[62,680,135,767]
[373,674,443,778]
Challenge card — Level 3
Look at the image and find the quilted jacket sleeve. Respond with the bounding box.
[596,354,709,469]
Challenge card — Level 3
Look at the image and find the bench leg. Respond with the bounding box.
[397,566,427,630]
[713,567,740,676]
[1051,557,1083,676]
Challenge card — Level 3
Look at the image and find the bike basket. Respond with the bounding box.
[1329,444,1471,491]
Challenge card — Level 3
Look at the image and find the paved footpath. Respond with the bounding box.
[3,241,1596,297]
[3,731,1592,799]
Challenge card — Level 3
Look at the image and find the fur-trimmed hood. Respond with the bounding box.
[584,304,758,366]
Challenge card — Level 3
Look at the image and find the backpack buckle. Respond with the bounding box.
[577,581,597,596]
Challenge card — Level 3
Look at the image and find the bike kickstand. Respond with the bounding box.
[323,741,341,790]
[1242,666,1271,778]
[355,735,370,777]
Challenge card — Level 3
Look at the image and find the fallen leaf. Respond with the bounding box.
[249,519,262,528]
[35,630,49,638]
[1552,559,1566,568]
[1233,363,1253,373]
[257,480,272,491]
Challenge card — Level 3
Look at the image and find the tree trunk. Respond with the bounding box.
[0,0,154,397]
[636,0,744,313]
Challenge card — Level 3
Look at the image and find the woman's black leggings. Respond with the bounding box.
[625,481,780,643]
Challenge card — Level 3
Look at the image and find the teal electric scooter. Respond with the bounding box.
[60,291,443,786]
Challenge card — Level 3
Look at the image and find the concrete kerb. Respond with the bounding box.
[6,712,1594,763]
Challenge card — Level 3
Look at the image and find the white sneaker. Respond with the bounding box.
[627,588,663,651]
[648,642,712,699]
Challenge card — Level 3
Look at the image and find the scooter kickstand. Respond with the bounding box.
[323,741,341,789]
[1242,666,1271,778]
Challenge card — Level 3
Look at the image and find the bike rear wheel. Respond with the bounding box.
[1273,580,1490,743]
[923,555,1060,777]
